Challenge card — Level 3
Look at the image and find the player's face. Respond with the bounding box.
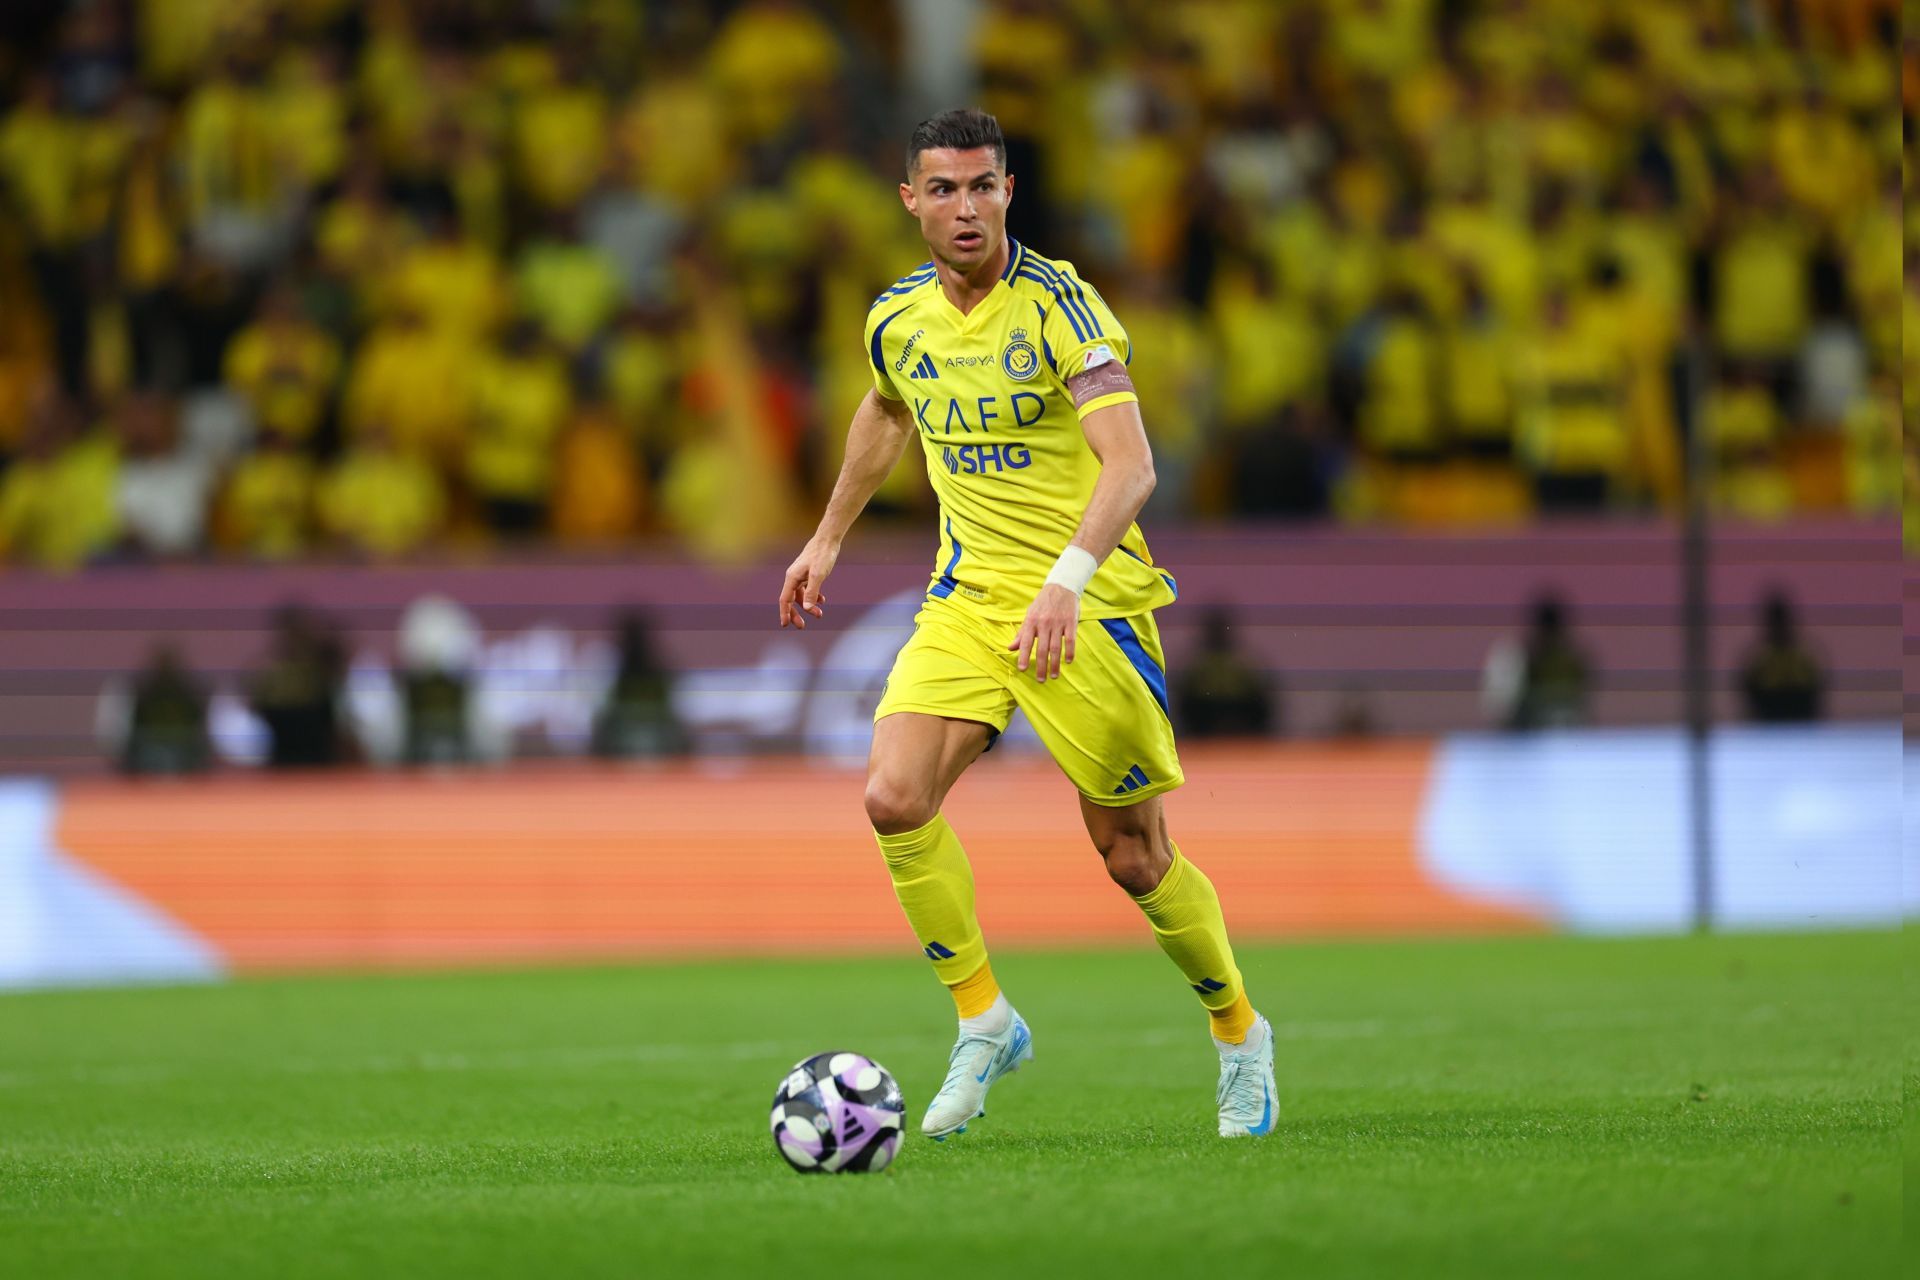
[900,147,1014,273]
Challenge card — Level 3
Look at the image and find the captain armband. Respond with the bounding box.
[1065,346,1135,414]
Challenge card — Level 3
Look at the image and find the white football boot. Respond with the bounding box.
[1215,1014,1278,1138]
[920,1007,1034,1140]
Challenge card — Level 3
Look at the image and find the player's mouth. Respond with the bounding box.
[953,229,984,252]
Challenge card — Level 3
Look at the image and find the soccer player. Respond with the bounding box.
[777,109,1275,1140]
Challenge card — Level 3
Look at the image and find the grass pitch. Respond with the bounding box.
[0,931,1903,1279]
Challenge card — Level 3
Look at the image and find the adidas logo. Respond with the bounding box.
[923,940,955,960]
[907,352,939,379]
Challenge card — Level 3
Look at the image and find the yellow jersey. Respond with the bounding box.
[864,239,1177,622]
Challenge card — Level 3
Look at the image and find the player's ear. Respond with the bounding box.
[898,181,916,216]
[1003,171,1014,209]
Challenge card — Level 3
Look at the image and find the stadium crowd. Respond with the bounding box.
[0,0,1905,572]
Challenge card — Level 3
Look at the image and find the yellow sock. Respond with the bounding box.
[875,814,991,1012]
[1209,991,1256,1044]
[1129,844,1255,1043]
[948,960,1001,1019]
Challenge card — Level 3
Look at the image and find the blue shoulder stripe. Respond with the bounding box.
[1032,301,1056,371]
[1016,267,1088,342]
[1017,253,1102,340]
[1017,260,1100,342]
[1048,260,1104,339]
[868,263,935,310]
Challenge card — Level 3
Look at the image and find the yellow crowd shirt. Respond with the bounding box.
[863,240,1177,622]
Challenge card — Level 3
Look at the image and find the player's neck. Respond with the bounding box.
[931,237,1010,317]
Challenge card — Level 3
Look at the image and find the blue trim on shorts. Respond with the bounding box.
[1099,618,1169,719]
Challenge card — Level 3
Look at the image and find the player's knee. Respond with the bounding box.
[865,776,935,836]
[1095,827,1166,895]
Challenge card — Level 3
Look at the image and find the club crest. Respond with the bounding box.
[1002,328,1040,382]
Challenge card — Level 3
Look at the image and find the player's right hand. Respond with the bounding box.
[777,538,838,629]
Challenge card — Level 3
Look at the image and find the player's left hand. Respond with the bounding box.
[1011,584,1079,682]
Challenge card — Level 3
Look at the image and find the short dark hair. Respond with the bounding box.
[906,108,1006,177]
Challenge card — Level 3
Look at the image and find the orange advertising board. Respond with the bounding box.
[52,743,1540,975]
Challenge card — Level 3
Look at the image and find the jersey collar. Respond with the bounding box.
[937,237,1020,331]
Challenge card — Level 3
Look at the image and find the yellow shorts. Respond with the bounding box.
[874,594,1184,806]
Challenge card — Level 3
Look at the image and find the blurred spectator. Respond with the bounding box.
[312,150,413,320]
[248,604,351,768]
[1518,288,1631,513]
[592,611,688,759]
[113,391,211,559]
[1175,607,1275,738]
[1703,363,1791,519]
[1357,285,1443,464]
[1483,593,1593,731]
[395,595,480,766]
[386,205,506,343]
[551,372,646,544]
[466,318,571,537]
[222,282,341,446]
[1710,165,1811,372]
[583,150,686,309]
[341,305,472,460]
[1795,262,1869,431]
[102,642,212,775]
[707,0,845,148]
[215,428,317,559]
[514,211,622,355]
[1441,270,1516,459]
[0,389,118,570]
[512,44,608,214]
[1738,590,1825,724]
[316,422,446,558]
[1212,258,1322,440]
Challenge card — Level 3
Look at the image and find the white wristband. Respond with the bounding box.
[1044,545,1100,597]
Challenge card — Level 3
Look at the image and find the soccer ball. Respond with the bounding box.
[769,1051,905,1174]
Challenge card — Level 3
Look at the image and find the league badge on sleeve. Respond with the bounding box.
[1001,328,1040,382]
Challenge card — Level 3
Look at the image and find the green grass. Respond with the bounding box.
[0,932,1904,1279]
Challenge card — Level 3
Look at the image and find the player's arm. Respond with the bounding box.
[1009,362,1155,681]
[778,389,917,630]
[1065,394,1156,566]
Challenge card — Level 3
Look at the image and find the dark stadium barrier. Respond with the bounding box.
[0,518,1898,776]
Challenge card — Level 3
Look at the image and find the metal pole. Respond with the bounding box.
[1680,342,1713,932]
